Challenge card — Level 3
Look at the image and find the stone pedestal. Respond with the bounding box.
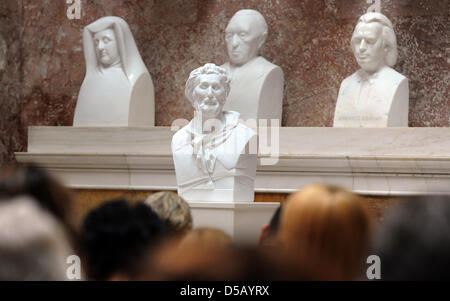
[189,201,280,245]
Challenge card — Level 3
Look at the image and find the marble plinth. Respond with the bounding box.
[15,126,450,196]
[189,201,279,245]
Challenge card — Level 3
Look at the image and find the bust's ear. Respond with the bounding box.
[257,32,268,52]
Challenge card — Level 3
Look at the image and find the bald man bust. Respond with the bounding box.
[221,9,284,123]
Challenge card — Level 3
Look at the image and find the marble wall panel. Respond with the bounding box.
[0,0,23,166]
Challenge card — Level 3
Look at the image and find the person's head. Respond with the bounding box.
[151,237,291,280]
[351,12,397,74]
[80,199,166,280]
[372,195,450,280]
[179,227,232,249]
[144,192,192,236]
[0,196,74,280]
[225,9,268,66]
[0,164,77,244]
[259,205,282,247]
[185,63,230,119]
[278,184,373,280]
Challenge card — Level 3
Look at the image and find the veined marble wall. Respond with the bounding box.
[0,0,23,166]
[0,0,448,165]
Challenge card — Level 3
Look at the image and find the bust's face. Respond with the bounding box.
[351,22,386,74]
[225,14,263,66]
[94,28,120,68]
[192,73,227,119]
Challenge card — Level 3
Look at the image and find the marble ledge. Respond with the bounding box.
[15,126,450,196]
[26,126,450,157]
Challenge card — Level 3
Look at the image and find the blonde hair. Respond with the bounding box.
[145,192,192,234]
[278,184,373,280]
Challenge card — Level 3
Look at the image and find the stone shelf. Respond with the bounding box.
[15,126,450,196]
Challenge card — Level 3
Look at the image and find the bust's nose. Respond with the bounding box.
[97,40,105,50]
[231,35,239,48]
[359,39,367,52]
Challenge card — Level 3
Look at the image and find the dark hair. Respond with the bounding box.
[267,205,282,236]
[80,199,166,280]
[372,195,450,280]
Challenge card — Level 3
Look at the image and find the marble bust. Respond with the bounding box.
[73,16,155,126]
[221,9,284,123]
[172,63,257,203]
[333,12,409,127]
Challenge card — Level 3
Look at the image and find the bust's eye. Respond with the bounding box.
[94,40,99,45]
[239,32,247,38]
[103,37,111,43]
[200,83,208,89]
[225,33,232,40]
[212,84,221,90]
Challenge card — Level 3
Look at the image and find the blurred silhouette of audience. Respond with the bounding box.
[3,163,449,281]
[80,199,166,280]
[149,232,295,281]
[0,196,74,280]
[371,195,450,280]
[179,227,232,249]
[144,191,192,237]
[277,184,374,280]
[0,164,77,246]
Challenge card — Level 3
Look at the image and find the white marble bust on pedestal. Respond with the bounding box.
[221,9,284,123]
[73,16,155,126]
[333,12,409,127]
[172,63,257,203]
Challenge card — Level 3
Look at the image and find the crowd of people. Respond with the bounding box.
[0,164,449,281]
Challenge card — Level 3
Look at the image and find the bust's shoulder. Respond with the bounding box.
[340,71,359,87]
[256,57,281,72]
[235,122,257,140]
[171,124,191,151]
[379,66,407,83]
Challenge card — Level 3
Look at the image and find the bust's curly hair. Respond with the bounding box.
[185,63,230,105]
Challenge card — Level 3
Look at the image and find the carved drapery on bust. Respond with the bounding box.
[73,16,155,127]
[172,63,257,203]
[221,9,284,123]
[333,12,409,128]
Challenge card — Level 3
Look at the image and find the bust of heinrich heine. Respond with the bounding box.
[333,12,409,128]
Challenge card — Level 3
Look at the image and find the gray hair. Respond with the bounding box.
[0,196,73,280]
[351,12,398,67]
[144,192,193,234]
[184,63,231,105]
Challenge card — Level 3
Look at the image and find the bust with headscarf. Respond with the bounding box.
[73,16,155,126]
